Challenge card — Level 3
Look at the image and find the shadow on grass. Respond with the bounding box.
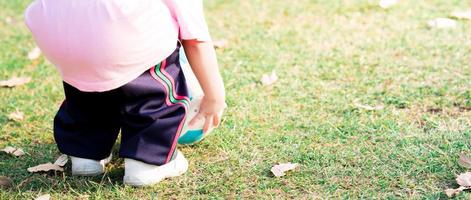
[0,143,136,195]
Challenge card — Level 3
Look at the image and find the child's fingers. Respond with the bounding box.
[189,113,205,126]
[213,114,220,128]
[203,115,213,133]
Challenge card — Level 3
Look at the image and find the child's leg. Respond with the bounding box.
[119,45,189,166]
[53,83,122,160]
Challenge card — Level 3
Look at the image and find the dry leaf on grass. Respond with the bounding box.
[451,10,471,20]
[458,153,471,169]
[213,39,228,49]
[0,77,31,87]
[5,16,12,24]
[27,163,64,173]
[444,188,457,197]
[53,154,68,167]
[427,18,457,29]
[261,71,278,86]
[27,47,41,60]
[0,176,13,189]
[379,0,399,9]
[8,111,24,121]
[35,194,51,200]
[445,173,471,197]
[353,99,384,111]
[75,195,90,200]
[445,186,470,197]
[456,172,471,187]
[1,146,25,157]
[271,163,298,177]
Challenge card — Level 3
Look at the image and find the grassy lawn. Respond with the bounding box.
[1,0,471,199]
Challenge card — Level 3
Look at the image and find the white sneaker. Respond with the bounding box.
[70,154,112,176]
[123,150,188,186]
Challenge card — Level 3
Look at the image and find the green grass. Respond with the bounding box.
[1,0,471,199]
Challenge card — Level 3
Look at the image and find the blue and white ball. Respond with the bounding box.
[178,49,214,145]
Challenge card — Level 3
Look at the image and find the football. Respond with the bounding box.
[178,50,214,145]
[179,96,209,145]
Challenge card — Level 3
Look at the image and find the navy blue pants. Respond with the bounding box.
[54,45,189,165]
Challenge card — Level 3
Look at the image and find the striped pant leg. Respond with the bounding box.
[119,46,189,165]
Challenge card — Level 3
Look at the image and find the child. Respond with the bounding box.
[24,0,226,186]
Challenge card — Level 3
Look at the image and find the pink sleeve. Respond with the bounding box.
[165,0,212,41]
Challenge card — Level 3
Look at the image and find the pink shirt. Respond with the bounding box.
[25,0,211,92]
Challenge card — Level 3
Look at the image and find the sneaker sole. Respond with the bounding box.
[123,154,188,187]
[72,169,104,176]
[123,163,188,187]
[71,154,112,176]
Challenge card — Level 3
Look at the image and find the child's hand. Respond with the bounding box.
[182,39,226,134]
[189,96,226,133]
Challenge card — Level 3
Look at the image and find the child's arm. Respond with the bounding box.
[182,39,226,133]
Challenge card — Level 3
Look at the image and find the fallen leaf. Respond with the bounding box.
[261,71,278,86]
[271,162,298,177]
[353,99,384,111]
[459,106,471,112]
[427,18,457,29]
[445,186,471,197]
[8,111,24,121]
[451,10,471,20]
[456,172,471,187]
[27,163,64,173]
[458,153,471,169]
[0,176,13,189]
[379,0,399,9]
[28,47,41,60]
[11,149,25,157]
[75,195,90,200]
[444,188,457,198]
[35,194,51,200]
[53,154,68,167]
[445,187,461,197]
[0,76,31,87]
[5,16,12,24]
[1,146,25,157]
[427,107,442,113]
[213,39,228,49]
